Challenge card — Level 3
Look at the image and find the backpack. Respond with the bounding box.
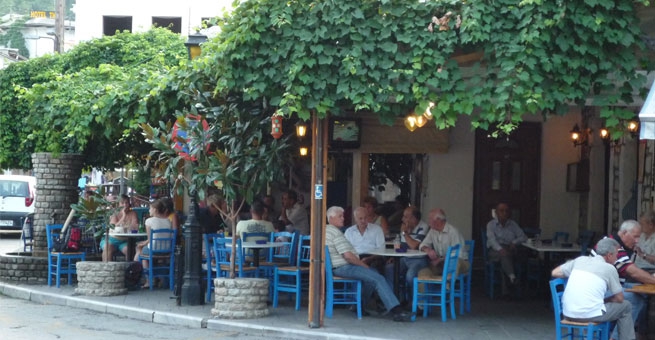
[51,226,82,252]
[124,261,143,291]
[66,227,82,252]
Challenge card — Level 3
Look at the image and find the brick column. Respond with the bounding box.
[31,153,84,257]
[211,278,269,319]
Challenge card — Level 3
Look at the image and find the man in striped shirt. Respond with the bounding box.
[594,220,655,339]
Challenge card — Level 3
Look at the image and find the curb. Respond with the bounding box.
[0,282,386,340]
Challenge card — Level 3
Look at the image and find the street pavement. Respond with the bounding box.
[0,278,555,340]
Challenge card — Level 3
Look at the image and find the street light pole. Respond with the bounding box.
[179,32,208,306]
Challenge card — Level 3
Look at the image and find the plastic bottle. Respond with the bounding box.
[394,234,401,249]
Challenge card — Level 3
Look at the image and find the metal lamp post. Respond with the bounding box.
[180,32,207,306]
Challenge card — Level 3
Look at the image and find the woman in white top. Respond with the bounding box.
[134,199,172,288]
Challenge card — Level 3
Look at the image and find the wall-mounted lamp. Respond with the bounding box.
[404,114,418,132]
[599,127,610,141]
[627,120,639,137]
[295,121,307,139]
[570,124,588,147]
[299,146,309,156]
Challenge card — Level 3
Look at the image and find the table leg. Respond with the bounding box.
[253,248,260,267]
[126,238,136,262]
[393,257,401,297]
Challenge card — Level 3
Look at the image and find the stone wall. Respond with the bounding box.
[0,253,48,284]
[31,153,84,257]
[211,278,269,319]
[75,261,128,296]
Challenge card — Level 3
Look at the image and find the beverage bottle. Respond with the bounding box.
[394,234,401,250]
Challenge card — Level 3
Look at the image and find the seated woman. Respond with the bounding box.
[99,194,139,261]
[363,196,390,236]
[133,199,172,288]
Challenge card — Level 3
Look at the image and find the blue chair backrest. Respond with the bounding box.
[213,237,247,277]
[464,240,475,273]
[553,231,569,243]
[203,232,223,262]
[149,228,176,254]
[270,231,297,264]
[325,246,335,285]
[46,224,64,251]
[480,229,490,261]
[296,235,312,267]
[243,231,270,243]
[549,278,568,335]
[443,244,461,281]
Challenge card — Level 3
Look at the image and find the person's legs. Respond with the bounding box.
[585,300,634,340]
[334,264,400,312]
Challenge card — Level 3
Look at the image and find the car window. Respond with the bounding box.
[0,180,30,197]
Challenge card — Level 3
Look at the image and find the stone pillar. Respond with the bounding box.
[31,153,84,257]
[211,278,269,319]
[75,261,128,296]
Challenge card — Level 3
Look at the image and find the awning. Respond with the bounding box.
[640,79,655,140]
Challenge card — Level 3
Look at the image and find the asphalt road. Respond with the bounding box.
[0,233,22,254]
[0,295,272,340]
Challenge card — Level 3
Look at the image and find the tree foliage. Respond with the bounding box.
[0,17,29,57]
[203,0,652,135]
[0,28,188,170]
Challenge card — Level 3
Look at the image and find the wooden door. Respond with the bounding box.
[473,122,541,252]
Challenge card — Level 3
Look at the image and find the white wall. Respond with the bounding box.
[422,116,476,240]
[74,0,233,42]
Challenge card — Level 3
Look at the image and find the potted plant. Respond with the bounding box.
[70,189,118,261]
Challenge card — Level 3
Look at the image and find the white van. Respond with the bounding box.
[0,175,36,231]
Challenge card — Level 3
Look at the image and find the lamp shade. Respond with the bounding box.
[185,33,208,60]
[271,115,283,139]
[404,115,418,132]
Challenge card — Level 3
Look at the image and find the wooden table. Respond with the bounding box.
[112,232,147,261]
[625,284,655,295]
[363,248,427,297]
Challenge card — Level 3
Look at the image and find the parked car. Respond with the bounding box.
[0,175,36,231]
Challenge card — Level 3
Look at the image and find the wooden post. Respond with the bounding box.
[308,113,327,327]
[55,0,65,53]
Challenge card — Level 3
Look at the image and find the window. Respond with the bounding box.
[103,16,132,35]
[152,17,182,33]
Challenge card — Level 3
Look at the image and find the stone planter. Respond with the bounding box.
[211,278,269,319]
[75,261,128,296]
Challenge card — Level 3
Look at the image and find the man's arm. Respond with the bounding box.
[625,264,655,284]
[486,222,502,251]
[551,265,566,278]
[342,251,369,269]
[605,291,624,303]
[402,224,421,250]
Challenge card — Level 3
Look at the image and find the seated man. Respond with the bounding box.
[635,210,655,272]
[486,202,527,295]
[417,208,468,278]
[325,206,409,322]
[236,200,274,260]
[345,207,385,272]
[384,206,428,300]
[552,238,634,340]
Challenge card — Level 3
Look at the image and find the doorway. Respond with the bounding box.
[472,122,542,251]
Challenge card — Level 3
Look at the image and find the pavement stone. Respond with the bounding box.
[0,281,555,339]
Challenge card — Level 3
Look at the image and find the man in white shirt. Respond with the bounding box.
[551,238,634,340]
[486,202,527,293]
[345,207,385,272]
[279,190,309,235]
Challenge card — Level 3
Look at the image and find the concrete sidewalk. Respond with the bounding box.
[0,280,554,340]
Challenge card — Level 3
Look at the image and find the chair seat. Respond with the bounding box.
[562,319,602,326]
[51,252,85,255]
[276,266,309,272]
[418,275,444,282]
[218,264,258,272]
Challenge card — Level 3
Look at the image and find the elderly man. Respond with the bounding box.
[325,206,409,321]
[345,207,385,255]
[552,238,634,340]
[279,190,309,235]
[594,220,655,340]
[486,202,527,293]
[384,206,429,301]
[417,209,468,278]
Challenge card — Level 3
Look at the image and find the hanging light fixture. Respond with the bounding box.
[295,121,307,139]
[404,114,418,132]
[271,114,283,139]
[570,124,588,147]
[627,120,639,137]
[424,102,435,120]
[415,114,427,128]
[599,127,610,141]
[299,146,308,156]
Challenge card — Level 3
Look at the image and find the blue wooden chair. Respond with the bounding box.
[242,231,273,274]
[138,228,177,291]
[46,224,86,288]
[272,235,311,310]
[453,240,474,314]
[325,246,362,319]
[549,278,610,340]
[412,244,460,322]
[481,229,502,299]
[212,237,258,279]
[203,232,223,302]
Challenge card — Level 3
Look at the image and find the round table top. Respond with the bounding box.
[111,232,147,237]
[364,248,427,257]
